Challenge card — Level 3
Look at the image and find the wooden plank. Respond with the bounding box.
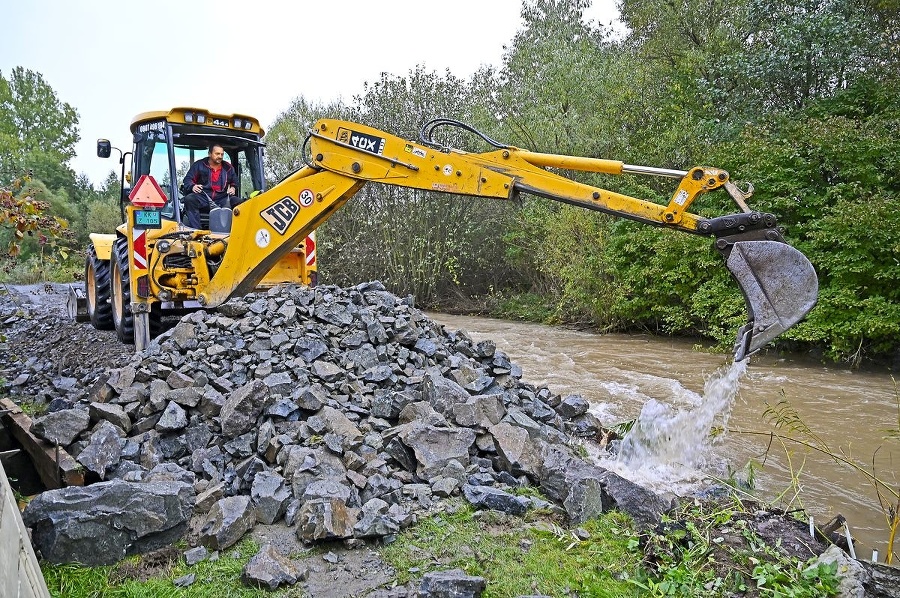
[1,461,51,598]
[0,399,84,489]
[0,498,18,598]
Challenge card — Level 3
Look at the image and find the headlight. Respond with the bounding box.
[196,113,207,124]
[244,121,253,130]
[184,112,194,123]
[233,118,243,129]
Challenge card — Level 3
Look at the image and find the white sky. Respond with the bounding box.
[2,0,620,187]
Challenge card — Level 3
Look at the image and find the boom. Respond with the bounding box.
[126,118,818,360]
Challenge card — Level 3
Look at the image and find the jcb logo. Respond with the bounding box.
[261,197,300,235]
[336,127,385,155]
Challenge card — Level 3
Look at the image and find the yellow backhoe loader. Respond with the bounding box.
[74,109,818,361]
[70,108,317,342]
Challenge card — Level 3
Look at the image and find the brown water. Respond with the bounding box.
[430,313,899,562]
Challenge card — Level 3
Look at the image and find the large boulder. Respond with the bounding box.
[22,480,194,565]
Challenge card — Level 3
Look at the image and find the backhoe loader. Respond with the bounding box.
[72,108,317,342]
[75,108,818,360]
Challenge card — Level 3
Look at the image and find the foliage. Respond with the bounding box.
[380,502,642,597]
[264,96,349,183]
[0,180,74,276]
[703,77,900,362]
[628,499,841,597]
[294,66,519,303]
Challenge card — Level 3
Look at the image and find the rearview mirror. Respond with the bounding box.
[97,139,112,158]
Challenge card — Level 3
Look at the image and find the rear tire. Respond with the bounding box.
[85,244,113,330]
[111,237,161,344]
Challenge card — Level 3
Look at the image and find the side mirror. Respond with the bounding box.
[97,139,112,158]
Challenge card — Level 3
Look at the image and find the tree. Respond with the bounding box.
[718,0,894,116]
[265,67,519,303]
[0,67,80,188]
[265,96,348,183]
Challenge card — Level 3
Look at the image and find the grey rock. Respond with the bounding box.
[462,484,529,516]
[317,405,362,439]
[296,498,358,542]
[539,445,670,526]
[89,402,132,433]
[354,498,401,538]
[76,420,123,479]
[184,546,208,566]
[173,573,196,587]
[30,408,91,446]
[400,425,476,478]
[815,545,865,598]
[251,472,291,524]
[199,495,256,551]
[489,421,544,479]
[220,379,271,439]
[22,480,194,565]
[156,401,188,432]
[422,371,470,416]
[167,386,202,408]
[419,568,487,598]
[556,394,589,418]
[241,543,305,590]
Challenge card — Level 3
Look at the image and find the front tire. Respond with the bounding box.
[85,244,113,330]
[111,237,160,344]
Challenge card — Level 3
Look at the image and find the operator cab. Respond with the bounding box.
[106,107,267,228]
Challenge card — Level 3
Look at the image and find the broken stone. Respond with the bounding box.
[23,480,194,565]
[241,543,305,590]
[199,495,256,551]
[251,471,291,524]
[419,568,487,598]
[30,408,91,446]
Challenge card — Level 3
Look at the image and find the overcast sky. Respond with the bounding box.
[3,0,620,187]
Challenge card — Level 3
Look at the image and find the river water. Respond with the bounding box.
[429,313,899,561]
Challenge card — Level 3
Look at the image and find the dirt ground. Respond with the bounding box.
[0,282,133,381]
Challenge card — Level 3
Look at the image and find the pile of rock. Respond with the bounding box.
[19,282,669,587]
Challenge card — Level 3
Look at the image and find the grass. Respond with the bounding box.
[380,500,643,597]
[41,539,278,598]
[627,498,841,598]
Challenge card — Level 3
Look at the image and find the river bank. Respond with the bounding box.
[428,312,900,565]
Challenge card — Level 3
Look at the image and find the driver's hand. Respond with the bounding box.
[192,184,202,193]
[227,186,235,196]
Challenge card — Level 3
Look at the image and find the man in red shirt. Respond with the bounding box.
[181,144,238,229]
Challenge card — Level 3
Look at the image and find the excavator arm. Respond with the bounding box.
[187,118,817,360]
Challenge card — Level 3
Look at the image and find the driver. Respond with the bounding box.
[181,143,238,229]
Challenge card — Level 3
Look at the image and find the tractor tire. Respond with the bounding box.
[85,244,113,330]
[110,237,161,344]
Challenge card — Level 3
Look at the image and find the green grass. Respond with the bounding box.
[379,501,642,597]
[41,539,280,598]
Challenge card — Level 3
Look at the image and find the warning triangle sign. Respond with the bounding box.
[129,175,167,208]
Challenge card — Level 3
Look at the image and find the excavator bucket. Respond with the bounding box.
[727,240,818,361]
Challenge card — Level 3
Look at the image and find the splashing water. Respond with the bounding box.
[616,359,748,470]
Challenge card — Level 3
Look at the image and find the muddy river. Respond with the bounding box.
[430,313,899,562]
